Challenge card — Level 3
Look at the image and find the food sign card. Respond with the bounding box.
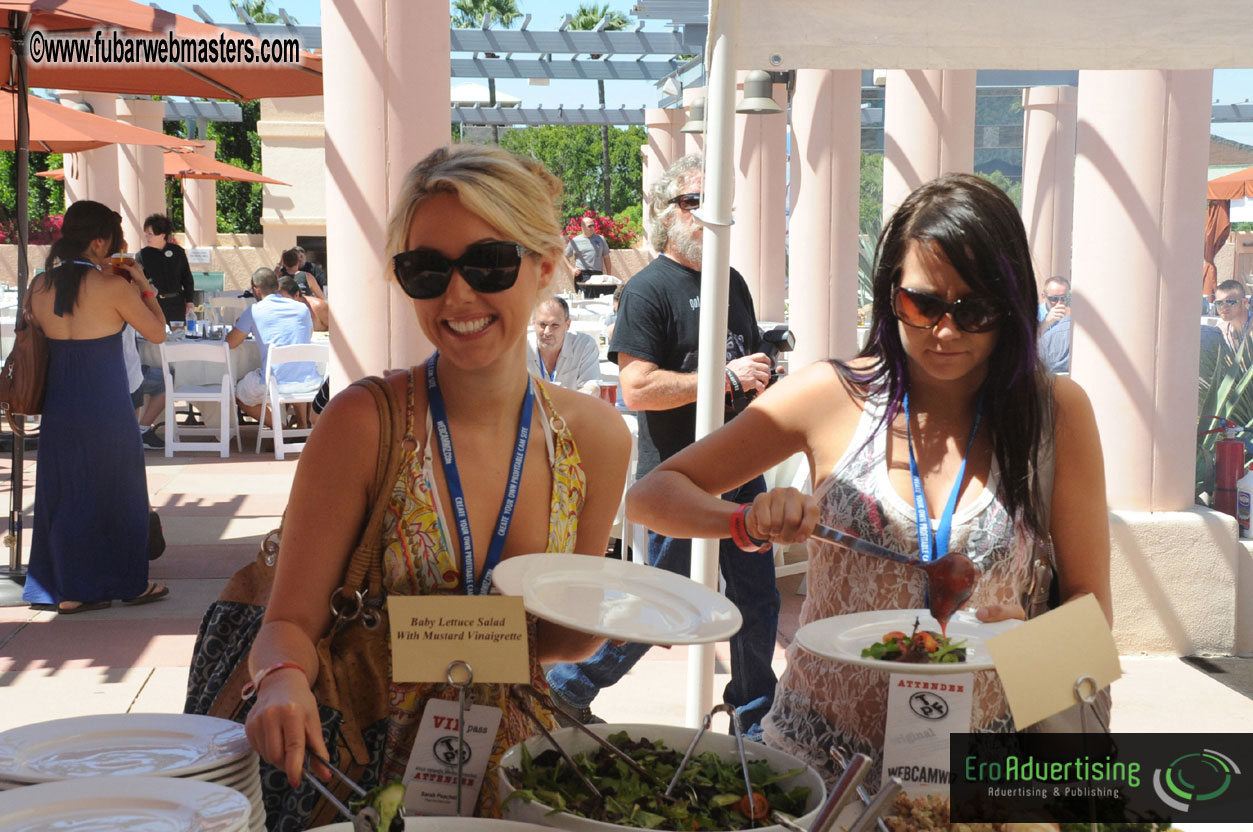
[882,672,974,794]
[984,593,1120,729]
[388,595,530,684]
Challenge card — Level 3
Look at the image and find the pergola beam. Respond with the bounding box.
[452,105,645,126]
[451,28,688,55]
[452,57,679,81]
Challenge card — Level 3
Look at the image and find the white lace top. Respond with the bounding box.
[761,385,1040,786]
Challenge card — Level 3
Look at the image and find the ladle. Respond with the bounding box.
[809,523,977,627]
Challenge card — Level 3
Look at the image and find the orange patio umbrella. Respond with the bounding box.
[1,3,322,101]
[0,89,200,152]
[1202,167,1253,296]
[39,147,288,185]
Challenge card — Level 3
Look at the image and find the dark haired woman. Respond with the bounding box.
[626,173,1112,783]
[22,200,170,613]
[136,212,195,325]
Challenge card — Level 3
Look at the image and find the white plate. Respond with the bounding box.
[0,713,250,783]
[493,554,742,645]
[0,774,252,832]
[795,608,1023,674]
[311,820,549,831]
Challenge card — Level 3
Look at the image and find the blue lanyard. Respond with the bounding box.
[902,392,983,563]
[540,355,558,384]
[425,352,534,596]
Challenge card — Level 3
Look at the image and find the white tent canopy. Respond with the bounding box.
[682,0,1252,725]
[718,0,1252,72]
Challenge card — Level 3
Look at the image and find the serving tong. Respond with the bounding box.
[301,750,405,832]
[511,691,769,828]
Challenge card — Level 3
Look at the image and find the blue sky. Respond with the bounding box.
[156,0,1253,139]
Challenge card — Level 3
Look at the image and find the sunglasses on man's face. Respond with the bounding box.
[892,286,1005,334]
[392,240,529,300]
[1215,298,1244,308]
[668,193,701,212]
[1045,293,1070,306]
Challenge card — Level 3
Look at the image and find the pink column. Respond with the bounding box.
[58,92,119,210]
[730,72,787,321]
[1070,70,1212,511]
[115,99,166,252]
[1020,86,1078,285]
[683,87,705,156]
[881,70,975,221]
[788,69,862,370]
[183,139,217,250]
[323,0,446,388]
[644,107,684,232]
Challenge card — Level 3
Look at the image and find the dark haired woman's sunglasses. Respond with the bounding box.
[392,240,529,299]
[892,286,1004,334]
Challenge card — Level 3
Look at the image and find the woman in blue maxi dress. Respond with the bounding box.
[21,201,171,613]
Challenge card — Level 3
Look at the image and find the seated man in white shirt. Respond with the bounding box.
[526,296,601,395]
[227,267,319,428]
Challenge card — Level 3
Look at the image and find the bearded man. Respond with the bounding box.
[545,154,780,736]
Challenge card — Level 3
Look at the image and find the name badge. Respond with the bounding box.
[881,672,974,796]
[403,698,503,816]
[388,595,530,684]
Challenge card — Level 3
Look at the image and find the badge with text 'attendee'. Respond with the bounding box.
[388,595,530,684]
[404,697,502,816]
[882,671,974,794]
[984,593,1120,729]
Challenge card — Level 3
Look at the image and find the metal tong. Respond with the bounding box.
[816,747,908,832]
[301,750,403,832]
[664,704,759,823]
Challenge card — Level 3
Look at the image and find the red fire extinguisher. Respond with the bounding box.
[1214,421,1245,518]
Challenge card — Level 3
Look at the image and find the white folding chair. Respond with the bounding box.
[160,341,242,458]
[608,414,651,565]
[255,343,331,460]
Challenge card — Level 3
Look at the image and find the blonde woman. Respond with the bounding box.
[243,145,631,822]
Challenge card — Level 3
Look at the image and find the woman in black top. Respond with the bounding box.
[136,213,194,324]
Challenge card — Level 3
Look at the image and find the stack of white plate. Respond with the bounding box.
[0,774,252,831]
[0,713,264,831]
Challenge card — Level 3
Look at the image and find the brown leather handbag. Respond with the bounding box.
[0,290,49,434]
[184,372,409,830]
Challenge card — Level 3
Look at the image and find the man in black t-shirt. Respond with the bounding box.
[547,154,780,734]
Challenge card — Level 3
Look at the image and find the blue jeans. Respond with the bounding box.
[546,476,780,731]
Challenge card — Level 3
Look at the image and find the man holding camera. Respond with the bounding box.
[546,155,781,735]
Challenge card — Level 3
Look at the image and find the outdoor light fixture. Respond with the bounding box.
[680,96,706,133]
[735,69,783,115]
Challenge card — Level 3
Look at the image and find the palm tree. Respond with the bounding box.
[452,0,522,144]
[234,1,293,24]
[568,3,630,215]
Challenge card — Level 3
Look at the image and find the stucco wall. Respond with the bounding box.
[258,96,327,254]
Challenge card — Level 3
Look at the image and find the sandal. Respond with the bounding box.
[122,582,170,606]
[55,600,112,615]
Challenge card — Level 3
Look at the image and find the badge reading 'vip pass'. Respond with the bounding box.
[388,595,530,684]
[403,698,503,816]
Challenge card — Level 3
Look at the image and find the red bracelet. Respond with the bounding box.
[240,661,306,701]
[729,503,771,553]
[141,290,155,299]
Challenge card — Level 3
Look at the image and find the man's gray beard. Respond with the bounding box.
[669,218,703,267]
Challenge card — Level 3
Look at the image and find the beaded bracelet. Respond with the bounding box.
[240,661,306,701]
[729,503,771,553]
[141,290,156,299]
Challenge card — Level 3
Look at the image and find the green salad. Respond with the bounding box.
[503,730,811,830]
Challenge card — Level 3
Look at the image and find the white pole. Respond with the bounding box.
[686,0,738,729]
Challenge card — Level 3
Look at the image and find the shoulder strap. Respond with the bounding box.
[340,369,412,596]
[1035,371,1057,542]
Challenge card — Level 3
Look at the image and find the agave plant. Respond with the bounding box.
[857,215,881,310]
[1195,326,1253,502]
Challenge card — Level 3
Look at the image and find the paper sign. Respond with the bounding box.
[186,247,212,264]
[983,593,1121,729]
[403,698,502,816]
[388,595,530,684]
[881,672,974,795]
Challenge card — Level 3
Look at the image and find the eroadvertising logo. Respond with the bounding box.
[1152,749,1240,813]
[950,733,1251,823]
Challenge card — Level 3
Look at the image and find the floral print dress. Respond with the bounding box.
[379,372,586,817]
